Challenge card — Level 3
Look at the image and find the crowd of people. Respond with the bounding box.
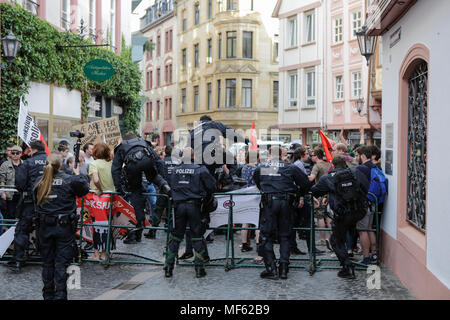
[0,115,387,299]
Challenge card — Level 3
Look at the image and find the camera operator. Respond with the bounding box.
[9,140,48,273]
[111,132,170,244]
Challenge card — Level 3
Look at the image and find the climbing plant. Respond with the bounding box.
[0,3,143,150]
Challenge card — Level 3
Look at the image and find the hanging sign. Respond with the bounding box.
[84,59,115,82]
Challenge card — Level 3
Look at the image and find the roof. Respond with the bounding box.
[272,0,283,18]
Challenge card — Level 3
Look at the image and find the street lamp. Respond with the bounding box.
[355,97,365,115]
[356,25,377,66]
[2,27,21,62]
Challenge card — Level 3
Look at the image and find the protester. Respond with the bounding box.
[78,150,89,176]
[0,144,14,166]
[34,153,89,300]
[83,143,94,165]
[0,145,23,220]
[58,140,73,164]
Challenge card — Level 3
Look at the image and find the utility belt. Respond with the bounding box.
[261,193,298,208]
[40,213,76,227]
[174,199,202,207]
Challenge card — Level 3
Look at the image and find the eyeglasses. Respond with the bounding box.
[11,152,21,155]
[311,154,317,157]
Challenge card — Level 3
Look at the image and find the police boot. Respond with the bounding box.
[260,261,279,280]
[144,229,156,239]
[135,229,143,243]
[195,266,207,278]
[123,231,138,244]
[338,264,355,279]
[164,265,173,278]
[8,261,24,274]
[279,262,289,280]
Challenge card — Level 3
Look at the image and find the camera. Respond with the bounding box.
[70,130,85,139]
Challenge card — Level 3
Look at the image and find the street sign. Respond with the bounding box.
[84,59,115,82]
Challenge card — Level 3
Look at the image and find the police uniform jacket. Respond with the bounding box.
[190,120,246,152]
[15,151,47,196]
[253,159,312,196]
[311,167,369,213]
[162,156,179,186]
[34,172,90,216]
[111,138,164,190]
[169,164,216,202]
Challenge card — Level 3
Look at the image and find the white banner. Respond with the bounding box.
[205,186,261,238]
[17,101,42,146]
[0,226,16,258]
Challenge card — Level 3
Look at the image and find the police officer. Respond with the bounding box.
[253,146,312,280]
[164,147,216,278]
[9,140,48,273]
[111,133,170,244]
[34,153,89,300]
[145,145,179,239]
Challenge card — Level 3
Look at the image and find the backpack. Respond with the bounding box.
[333,169,367,218]
[367,167,388,204]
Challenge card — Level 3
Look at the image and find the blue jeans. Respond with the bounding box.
[146,184,157,216]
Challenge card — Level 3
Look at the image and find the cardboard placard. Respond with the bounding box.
[73,117,122,149]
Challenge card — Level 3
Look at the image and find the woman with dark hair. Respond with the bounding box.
[34,153,89,300]
[88,142,116,261]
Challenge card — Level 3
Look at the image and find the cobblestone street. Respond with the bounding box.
[0,230,415,300]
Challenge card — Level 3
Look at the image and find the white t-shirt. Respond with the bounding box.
[84,156,94,165]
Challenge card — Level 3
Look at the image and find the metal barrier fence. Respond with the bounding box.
[1,185,380,276]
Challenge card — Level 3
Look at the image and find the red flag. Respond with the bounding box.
[318,129,333,162]
[39,134,50,155]
[249,120,257,150]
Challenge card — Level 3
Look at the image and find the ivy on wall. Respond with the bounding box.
[0,3,142,150]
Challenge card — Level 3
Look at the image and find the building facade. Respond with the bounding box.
[175,0,280,144]
[136,0,177,146]
[365,0,450,299]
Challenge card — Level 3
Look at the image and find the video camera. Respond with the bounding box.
[69,130,85,169]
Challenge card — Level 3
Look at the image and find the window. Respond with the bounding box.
[227,0,237,11]
[243,32,253,59]
[288,17,297,47]
[217,80,221,108]
[194,86,199,111]
[217,0,223,12]
[194,44,199,68]
[207,83,212,110]
[147,101,153,121]
[157,68,161,87]
[351,11,362,40]
[146,71,151,90]
[226,31,237,58]
[169,30,173,51]
[157,35,161,56]
[226,79,236,107]
[62,0,70,31]
[207,39,212,64]
[165,65,169,84]
[208,0,213,19]
[89,0,96,41]
[273,41,279,62]
[194,3,200,25]
[242,79,252,108]
[305,69,316,107]
[182,48,187,71]
[23,0,39,15]
[150,70,153,88]
[335,75,344,100]
[165,31,169,53]
[169,64,173,83]
[110,0,116,48]
[183,18,187,31]
[333,17,343,44]
[156,100,160,121]
[289,72,298,107]
[218,33,222,59]
[147,38,153,60]
[273,81,279,108]
[352,71,362,98]
[181,88,186,113]
[305,11,316,43]
[164,98,172,120]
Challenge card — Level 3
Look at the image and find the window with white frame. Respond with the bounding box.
[242,79,252,108]
[194,85,199,111]
[351,11,362,39]
[207,83,212,110]
[351,71,362,98]
[305,69,316,107]
[89,0,96,41]
[305,10,316,43]
[335,75,344,100]
[226,79,236,107]
[289,72,298,108]
[181,88,186,113]
[110,0,116,48]
[62,0,71,31]
[333,17,343,44]
[227,0,237,11]
[288,17,298,47]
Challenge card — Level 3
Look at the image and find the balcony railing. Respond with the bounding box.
[140,0,175,30]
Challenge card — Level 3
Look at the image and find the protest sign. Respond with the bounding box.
[72,117,122,149]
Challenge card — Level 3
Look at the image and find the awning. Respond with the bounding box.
[162,121,175,133]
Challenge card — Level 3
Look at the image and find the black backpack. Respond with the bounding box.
[333,169,367,218]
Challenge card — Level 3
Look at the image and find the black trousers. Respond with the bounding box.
[39,222,74,300]
[165,202,206,268]
[289,201,312,251]
[330,212,365,268]
[5,199,18,220]
[257,199,293,264]
[14,203,35,262]
[152,196,168,227]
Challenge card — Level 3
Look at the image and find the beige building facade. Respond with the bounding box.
[175,0,281,142]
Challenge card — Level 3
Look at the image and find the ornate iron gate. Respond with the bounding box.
[407,61,427,231]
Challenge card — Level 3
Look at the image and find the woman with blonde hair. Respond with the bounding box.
[34,153,89,300]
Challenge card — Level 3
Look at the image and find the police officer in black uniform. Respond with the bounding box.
[9,140,48,273]
[253,146,312,280]
[34,153,89,300]
[164,147,216,278]
[145,145,179,239]
[111,133,171,244]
